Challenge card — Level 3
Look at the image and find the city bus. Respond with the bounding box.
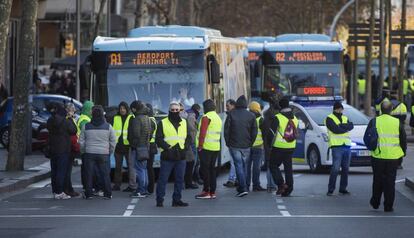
[239,37,275,103]
[260,34,345,98]
[81,25,249,167]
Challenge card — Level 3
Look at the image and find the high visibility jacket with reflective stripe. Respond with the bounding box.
[149,117,157,143]
[76,114,91,135]
[391,102,407,117]
[196,111,222,151]
[325,114,351,147]
[373,114,404,160]
[161,118,187,150]
[375,97,390,115]
[253,116,264,147]
[113,114,133,145]
[404,79,409,95]
[273,113,298,149]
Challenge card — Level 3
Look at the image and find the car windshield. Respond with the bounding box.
[306,106,369,126]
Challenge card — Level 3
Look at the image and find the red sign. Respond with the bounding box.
[297,87,333,96]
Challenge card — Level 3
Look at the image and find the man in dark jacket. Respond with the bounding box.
[224,95,258,197]
[112,102,133,191]
[47,103,77,200]
[223,99,238,187]
[128,101,152,198]
[155,102,191,207]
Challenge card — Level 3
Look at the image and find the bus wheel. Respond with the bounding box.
[307,145,322,173]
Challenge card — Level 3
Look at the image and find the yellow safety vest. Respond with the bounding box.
[149,117,157,143]
[375,97,390,115]
[113,114,133,145]
[325,114,351,147]
[161,118,187,150]
[253,116,264,147]
[196,111,222,151]
[372,114,404,160]
[358,79,366,95]
[391,102,407,117]
[272,114,298,149]
[403,79,409,95]
[76,114,91,136]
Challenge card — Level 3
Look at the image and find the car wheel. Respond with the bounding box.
[307,145,322,173]
[0,127,10,148]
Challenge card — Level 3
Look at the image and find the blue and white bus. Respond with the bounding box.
[82,25,249,168]
[261,34,345,98]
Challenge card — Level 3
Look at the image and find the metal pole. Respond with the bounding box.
[353,0,359,108]
[379,0,385,99]
[398,0,407,101]
[365,0,375,116]
[387,0,393,91]
[329,0,356,40]
[76,0,80,100]
[107,0,111,36]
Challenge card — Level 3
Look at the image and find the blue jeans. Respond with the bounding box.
[267,167,276,189]
[131,149,148,194]
[84,153,112,197]
[246,147,263,188]
[328,146,351,192]
[156,160,186,203]
[229,147,251,193]
[227,160,237,182]
[50,153,70,194]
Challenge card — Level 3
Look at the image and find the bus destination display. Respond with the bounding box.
[108,52,181,67]
[273,51,339,64]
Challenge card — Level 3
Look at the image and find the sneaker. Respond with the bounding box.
[223,181,236,187]
[156,201,163,207]
[236,191,248,197]
[65,191,80,197]
[253,186,266,192]
[210,192,217,199]
[82,193,93,200]
[326,191,334,196]
[339,190,351,195]
[185,183,199,189]
[103,195,112,200]
[276,184,288,195]
[123,187,135,192]
[267,187,276,193]
[384,207,394,212]
[195,191,211,199]
[112,185,121,191]
[172,200,189,207]
[131,192,147,198]
[54,193,71,200]
[370,199,379,210]
[93,190,104,197]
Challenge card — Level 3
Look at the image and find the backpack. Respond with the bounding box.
[282,119,298,142]
[363,118,378,151]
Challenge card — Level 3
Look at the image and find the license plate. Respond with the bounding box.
[357,150,371,156]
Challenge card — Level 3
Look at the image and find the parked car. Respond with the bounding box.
[0,94,82,150]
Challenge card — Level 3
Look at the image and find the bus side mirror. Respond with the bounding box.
[208,55,221,84]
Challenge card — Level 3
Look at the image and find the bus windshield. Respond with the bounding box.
[105,67,204,115]
[264,64,342,95]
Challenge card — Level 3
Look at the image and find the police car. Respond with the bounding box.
[289,92,372,172]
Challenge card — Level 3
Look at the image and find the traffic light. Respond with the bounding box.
[65,39,74,56]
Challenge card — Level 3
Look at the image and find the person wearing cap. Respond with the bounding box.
[267,98,298,197]
[365,101,406,212]
[224,95,257,197]
[195,99,223,199]
[325,102,354,196]
[246,101,266,192]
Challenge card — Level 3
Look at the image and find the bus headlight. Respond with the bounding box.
[322,133,329,142]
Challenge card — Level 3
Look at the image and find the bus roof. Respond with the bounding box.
[275,34,331,42]
[128,25,222,38]
[239,36,276,43]
[264,41,343,52]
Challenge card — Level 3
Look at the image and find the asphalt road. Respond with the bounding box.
[1,146,414,238]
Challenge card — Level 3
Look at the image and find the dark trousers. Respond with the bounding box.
[199,150,219,193]
[84,153,112,197]
[371,158,399,209]
[64,155,75,194]
[50,153,70,194]
[81,155,101,191]
[113,151,130,187]
[269,148,294,190]
[156,160,186,203]
[185,161,195,186]
[147,152,155,194]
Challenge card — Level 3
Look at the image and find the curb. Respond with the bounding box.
[0,162,50,194]
[405,177,414,191]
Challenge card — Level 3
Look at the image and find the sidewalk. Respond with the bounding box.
[0,148,50,194]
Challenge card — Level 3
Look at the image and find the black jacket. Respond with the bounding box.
[266,107,295,152]
[155,117,191,161]
[47,114,77,155]
[366,115,407,155]
[325,112,354,147]
[128,109,152,149]
[224,96,257,148]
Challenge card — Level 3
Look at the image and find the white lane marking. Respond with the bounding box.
[293,174,302,178]
[277,205,286,210]
[280,211,291,217]
[127,205,135,210]
[1,214,413,218]
[276,199,283,204]
[29,179,51,188]
[123,210,133,217]
[395,179,405,183]
[131,199,139,204]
